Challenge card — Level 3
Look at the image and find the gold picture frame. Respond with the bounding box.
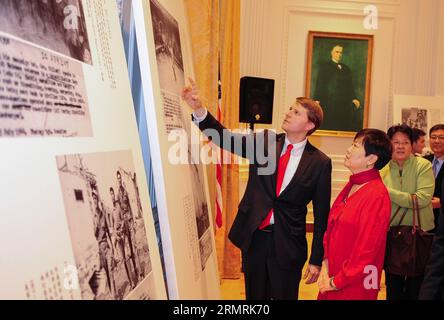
[305,31,374,137]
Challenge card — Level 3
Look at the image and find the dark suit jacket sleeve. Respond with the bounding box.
[309,157,332,266]
[195,111,253,160]
[419,210,444,299]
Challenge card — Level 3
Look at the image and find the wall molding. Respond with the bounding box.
[279,2,398,128]
[240,0,443,203]
[318,0,401,7]
[283,4,399,18]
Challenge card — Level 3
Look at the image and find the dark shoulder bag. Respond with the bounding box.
[384,194,434,276]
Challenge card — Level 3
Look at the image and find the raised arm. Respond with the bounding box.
[182,78,261,160]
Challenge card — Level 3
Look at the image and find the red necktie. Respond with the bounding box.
[259,144,294,229]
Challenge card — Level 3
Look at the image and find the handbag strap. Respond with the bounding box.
[411,194,422,230]
[390,205,409,226]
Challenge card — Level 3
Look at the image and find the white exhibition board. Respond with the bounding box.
[132,0,220,299]
[393,95,444,141]
[0,0,166,300]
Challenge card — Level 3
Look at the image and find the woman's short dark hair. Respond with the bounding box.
[387,124,414,145]
[355,129,393,170]
[412,128,426,142]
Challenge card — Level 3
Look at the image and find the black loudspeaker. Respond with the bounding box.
[239,76,274,124]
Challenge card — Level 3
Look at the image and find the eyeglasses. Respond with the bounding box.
[430,135,444,141]
[392,141,411,146]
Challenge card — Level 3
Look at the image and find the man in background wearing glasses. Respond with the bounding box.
[424,124,444,232]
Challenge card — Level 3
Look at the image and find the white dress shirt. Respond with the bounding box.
[192,109,307,225]
[270,137,307,224]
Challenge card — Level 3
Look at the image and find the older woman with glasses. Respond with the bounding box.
[380,124,435,300]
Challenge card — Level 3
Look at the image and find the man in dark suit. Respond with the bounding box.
[313,45,360,132]
[182,79,332,300]
[419,182,444,300]
[424,124,444,232]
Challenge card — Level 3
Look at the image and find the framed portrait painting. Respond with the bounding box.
[305,31,373,137]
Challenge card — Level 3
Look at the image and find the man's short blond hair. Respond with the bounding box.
[296,97,324,136]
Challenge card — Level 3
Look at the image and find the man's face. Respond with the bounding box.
[117,173,122,186]
[281,102,314,136]
[430,129,444,157]
[110,190,115,202]
[331,46,343,62]
[412,136,426,155]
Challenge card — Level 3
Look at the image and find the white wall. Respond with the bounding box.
[433,0,444,96]
[393,0,444,96]
[240,0,444,199]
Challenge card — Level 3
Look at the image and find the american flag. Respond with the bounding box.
[215,79,223,228]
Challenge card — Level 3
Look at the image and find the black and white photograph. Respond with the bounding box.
[190,162,210,240]
[149,0,214,275]
[56,151,154,300]
[199,230,213,272]
[0,0,92,64]
[402,107,428,132]
[150,0,184,92]
[189,159,212,271]
[150,0,186,134]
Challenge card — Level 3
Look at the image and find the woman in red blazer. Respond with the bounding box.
[317,129,392,300]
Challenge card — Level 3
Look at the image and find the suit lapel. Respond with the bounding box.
[437,162,444,181]
[279,141,313,197]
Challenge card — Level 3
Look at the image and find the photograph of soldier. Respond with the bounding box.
[116,169,142,283]
[0,0,92,64]
[109,187,135,294]
[90,187,116,298]
[132,173,144,219]
[57,151,153,300]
